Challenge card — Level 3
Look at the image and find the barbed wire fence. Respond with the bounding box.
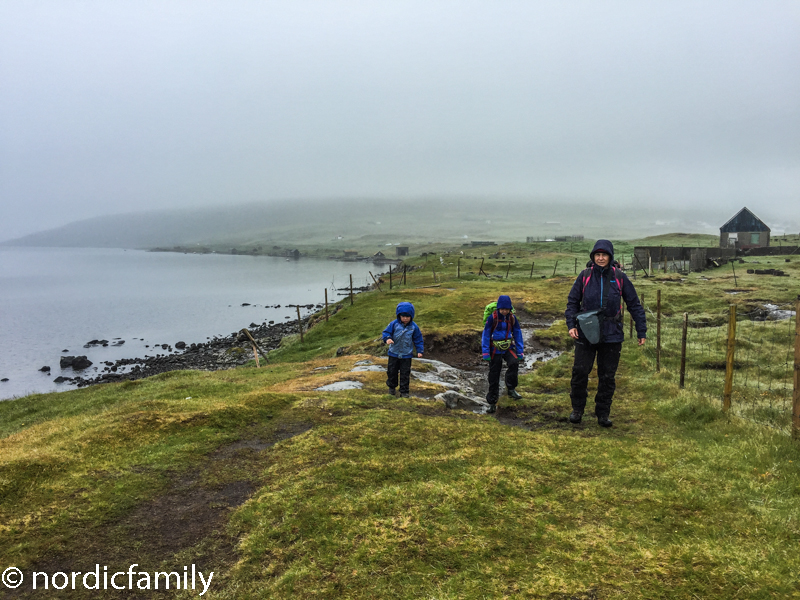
[638,292,800,436]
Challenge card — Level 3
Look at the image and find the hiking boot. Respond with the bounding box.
[569,410,583,424]
[486,403,497,414]
[597,414,613,428]
[387,387,396,396]
[507,388,522,400]
[399,392,409,398]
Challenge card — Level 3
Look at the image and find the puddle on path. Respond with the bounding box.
[315,381,364,391]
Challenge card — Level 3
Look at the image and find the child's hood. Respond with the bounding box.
[396,301,415,320]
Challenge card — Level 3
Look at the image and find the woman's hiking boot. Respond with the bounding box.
[597,414,613,428]
[486,403,497,414]
[507,388,522,400]
[569,410,583,424]
[399,392,409,398]
[387,387,396,396]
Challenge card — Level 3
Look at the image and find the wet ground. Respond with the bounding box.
[362,312,564,416]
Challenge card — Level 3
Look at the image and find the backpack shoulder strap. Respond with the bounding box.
[581,266,593,293]
[490,310,513,340]
[612,267,623,292]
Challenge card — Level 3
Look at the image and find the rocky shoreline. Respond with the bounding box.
[53,304,343,390]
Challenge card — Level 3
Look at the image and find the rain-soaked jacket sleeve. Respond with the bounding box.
[565,277,584,330]
[513,316,524,357]
[621,274,647,339]
[481,315,494,358]
[413,324,424,354]
[382,321,396,342]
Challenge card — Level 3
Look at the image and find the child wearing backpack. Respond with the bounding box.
[382,301,424,398]
[481,295,524,413]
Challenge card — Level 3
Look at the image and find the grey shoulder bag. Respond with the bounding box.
[576,269,610,344]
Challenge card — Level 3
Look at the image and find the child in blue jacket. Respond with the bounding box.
[482,295,524,412]
[382,301,424,397]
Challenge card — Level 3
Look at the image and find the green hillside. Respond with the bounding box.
[2,244,800,598]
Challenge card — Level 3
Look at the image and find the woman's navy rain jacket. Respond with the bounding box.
[565,240,647,344]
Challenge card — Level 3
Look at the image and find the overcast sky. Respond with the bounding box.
[1,1,799,241]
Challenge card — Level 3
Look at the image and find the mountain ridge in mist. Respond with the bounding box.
[1,198,791,249]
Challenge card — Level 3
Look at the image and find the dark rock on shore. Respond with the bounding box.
[54,376,69,383]
[71,317,314,389]
[40,366,51,372]
[1,378,8,382]
[72,356,93,370]
[61,355,92,370]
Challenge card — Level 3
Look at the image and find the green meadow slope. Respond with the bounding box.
[2,242,800,599]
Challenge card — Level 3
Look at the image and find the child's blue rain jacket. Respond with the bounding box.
[382,301,424,358]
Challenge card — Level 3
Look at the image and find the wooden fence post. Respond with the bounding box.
[529,262,535,278]
[240,328,269,365]
[680,312,688,388]
[552,260,558,278]
[349,274,354,306]
[296,306,304,342]
[324,288,329,322]
[656,289,662,372]
[792,296,800,439]
[457,258,461,279]
[574,258,577,274]
[723,304,737,412]
[369,271,383,292]
[432,267,437,283]
[389,265,393,290]
[479,258,487,277]
[732,260,738,288]
[505,263,510,279]
[403,265,407,285]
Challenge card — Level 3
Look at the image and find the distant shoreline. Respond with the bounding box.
[148,244,405,265]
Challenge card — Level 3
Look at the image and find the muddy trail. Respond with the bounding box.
[6,420,314,600]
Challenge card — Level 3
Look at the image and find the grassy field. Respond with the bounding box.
[1,239,800,599]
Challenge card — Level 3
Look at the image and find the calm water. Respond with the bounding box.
[0,247,377,400]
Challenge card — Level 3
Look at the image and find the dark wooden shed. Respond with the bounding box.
[720,207,770,249]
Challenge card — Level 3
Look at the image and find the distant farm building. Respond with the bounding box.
[396,246,409,256]
[720,207,770,249]
[471,241,497,247]
[343,250,359,258]
[633,246,735,273]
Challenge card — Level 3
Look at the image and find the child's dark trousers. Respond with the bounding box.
[387,356,412,394]
[486,352,519,404]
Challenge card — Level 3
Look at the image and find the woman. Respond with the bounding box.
[565,240,646,427]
